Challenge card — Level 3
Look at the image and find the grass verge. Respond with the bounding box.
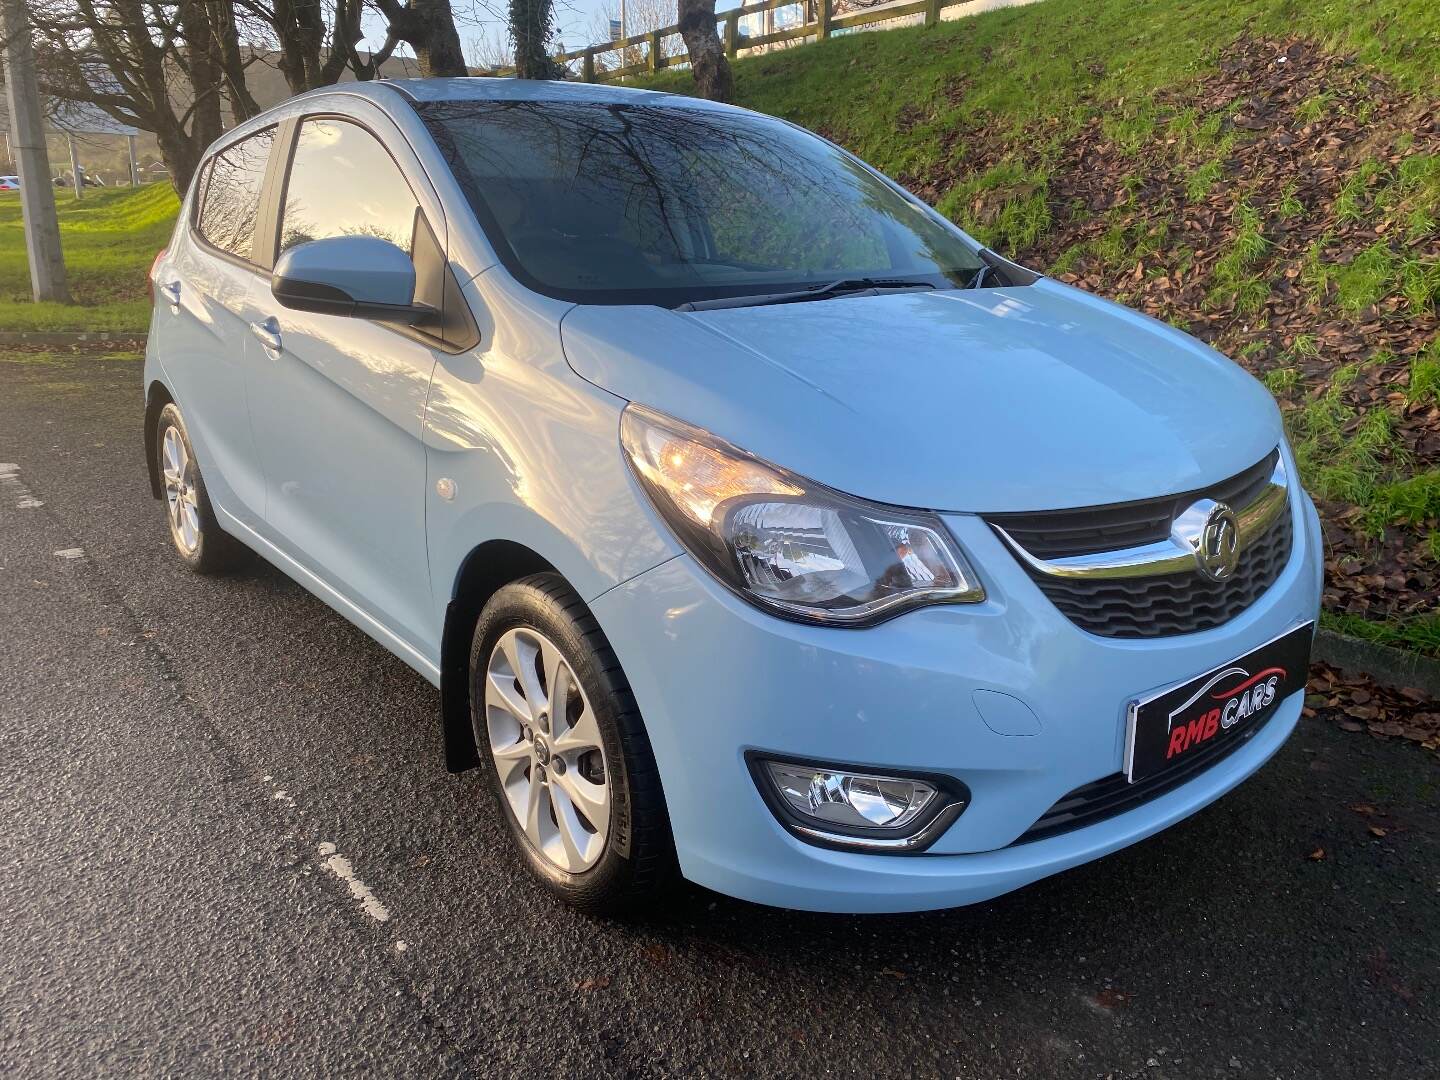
[0,185,177,333]
[1322,612,1440,660]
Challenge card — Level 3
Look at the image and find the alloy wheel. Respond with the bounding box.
[161,424,201,553]
[484,627,610,873]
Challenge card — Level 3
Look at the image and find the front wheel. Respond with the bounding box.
[470,574,674,914]
[154,402,246,574]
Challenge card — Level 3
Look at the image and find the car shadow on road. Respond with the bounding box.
[216,549,1437,1030]
[596,724,1436,1031]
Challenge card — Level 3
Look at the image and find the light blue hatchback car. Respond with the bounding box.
[145,78,1322,914]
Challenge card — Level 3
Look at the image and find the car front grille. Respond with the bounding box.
[985,452,1293,638]
[1012,702,1278,845]
[989,452,1279,560]
[1025,513,1293,638]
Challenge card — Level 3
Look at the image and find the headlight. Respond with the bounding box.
[620,404,984,626]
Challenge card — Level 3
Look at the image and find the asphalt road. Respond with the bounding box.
[1,354,1437,1079]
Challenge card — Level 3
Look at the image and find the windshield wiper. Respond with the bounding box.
[676,277,936,312]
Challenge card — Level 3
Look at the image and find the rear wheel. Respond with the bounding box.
[471,574,674,914]
[155,403,246,574]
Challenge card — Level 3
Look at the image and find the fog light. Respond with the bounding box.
[767,762,936,830]
[751,755,968,853]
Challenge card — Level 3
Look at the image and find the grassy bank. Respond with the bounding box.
[2,1,1434,651]
[652,0,1440,648]
[0,184,178,332]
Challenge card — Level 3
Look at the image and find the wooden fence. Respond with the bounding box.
[490,0,976,82]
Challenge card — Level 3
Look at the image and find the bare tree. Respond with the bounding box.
[26,0,475,190]
[27,0,258,192]
[373,0,470,76]
[177,0,224,151]
[676,0,730,101]
[210,0,262,118]
[233,0,377,94]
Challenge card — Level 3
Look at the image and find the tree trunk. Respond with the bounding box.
[374,0,470,78]
[271,0,329,93]
[208,0,261,120]
[321,0,378,83]
[154,117,204,195]
[677,0,732,102]
[509,0,558,79]
[177,0,224,152]
[413,0,468,76]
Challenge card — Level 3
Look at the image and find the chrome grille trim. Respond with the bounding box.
[985,450,1296,638]
[992,454,1289,581]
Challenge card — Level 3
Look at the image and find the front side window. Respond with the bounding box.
[279,118,420,256]
[195,126,276,261]
[413,100,985,306]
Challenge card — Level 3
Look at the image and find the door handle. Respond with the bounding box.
[250,317,282,353]
[159,281,181,307]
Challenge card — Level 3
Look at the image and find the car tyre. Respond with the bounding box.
[470,573,675,914]
[155,402,247,574]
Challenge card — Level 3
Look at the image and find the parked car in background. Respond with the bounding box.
[0,176,19,191]
[143,79,1322,915]
[53,169,104,188]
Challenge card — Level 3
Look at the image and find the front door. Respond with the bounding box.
[245,113,443,660]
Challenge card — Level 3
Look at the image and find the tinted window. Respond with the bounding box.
[414,100,985,306]
[196,127,276,261]
[279,119,420,255]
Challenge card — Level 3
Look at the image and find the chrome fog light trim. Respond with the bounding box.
[747,753,969,854]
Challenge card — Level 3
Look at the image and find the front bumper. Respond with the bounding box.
[590,480,1324,913]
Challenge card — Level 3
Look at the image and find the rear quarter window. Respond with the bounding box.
[195,126,276,262]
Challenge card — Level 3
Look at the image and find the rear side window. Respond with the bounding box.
[195,126,276,262]
[279,119,420,256]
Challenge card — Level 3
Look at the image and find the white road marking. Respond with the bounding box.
[0,463,44,509]
[54,548,85,560]
[317,841,392,922]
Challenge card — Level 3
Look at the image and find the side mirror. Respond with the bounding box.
[271,236,433,323]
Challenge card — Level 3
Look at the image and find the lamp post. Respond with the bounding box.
[67,134,84,200]
[0,0,71,302]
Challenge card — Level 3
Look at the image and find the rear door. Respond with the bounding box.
[244,110,450,659]
[151,126,279,525]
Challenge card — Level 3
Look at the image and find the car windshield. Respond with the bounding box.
[412,99,986,307]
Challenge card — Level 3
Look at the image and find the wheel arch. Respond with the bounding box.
[144,380,176,500]
[439,539,561,773]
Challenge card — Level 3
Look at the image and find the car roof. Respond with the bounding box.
[290,76,738,115]
[207,76,764,166]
